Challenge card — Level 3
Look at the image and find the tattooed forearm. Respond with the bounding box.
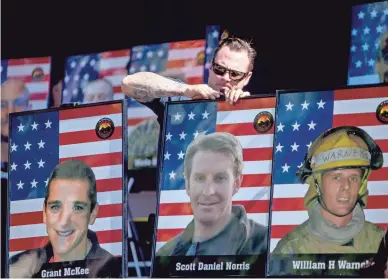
[130,84,158,102]
[122,72,186,102]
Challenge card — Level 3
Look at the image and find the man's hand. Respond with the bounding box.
[9,251,44,278]
[224,89,250,104]
[183,84,221,100]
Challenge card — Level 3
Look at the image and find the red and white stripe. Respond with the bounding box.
[155,97,276,251]
[269,86,388,252]
[167,40,206,85]
[5,57,51,110]
[9,103,124,257]
[98,49,131,101]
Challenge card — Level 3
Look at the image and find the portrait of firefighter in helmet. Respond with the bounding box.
[273,126,385,254]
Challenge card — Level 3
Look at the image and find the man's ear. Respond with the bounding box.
[89,203,99,225]
[242,72,252,88]
[43,202,47,224]
[233,174,243,195]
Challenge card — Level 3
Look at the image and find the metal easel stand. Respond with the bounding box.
[127,177,150,278]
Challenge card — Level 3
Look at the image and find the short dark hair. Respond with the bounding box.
[44,160,97,212]
[213,37,257,71]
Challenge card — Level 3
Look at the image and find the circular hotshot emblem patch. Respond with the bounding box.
[31,67,44,80]
[376,100,388,124]
[253,111,274,134]
[196,50,205,65]
[96,118,115,139]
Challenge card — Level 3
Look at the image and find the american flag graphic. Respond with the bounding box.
[8,102,124,258]
[203,25,221,84]
[155,97,276,252]
[269,86,388,252]
[62,50,157,159]
[1,57,51,110]
[128,25,219,85]
[129,25,219,86]
[63,49,131,103]
[347,1,388,85]
[129,40,205,85]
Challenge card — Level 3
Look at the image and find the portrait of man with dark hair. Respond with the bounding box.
[8,160,114,278]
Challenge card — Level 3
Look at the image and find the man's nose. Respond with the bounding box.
[58,207,72,226]
[341,179,351,190]
[220,71,232,82]
[202,180,216,195]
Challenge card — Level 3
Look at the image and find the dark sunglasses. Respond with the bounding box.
[211,62,248,81]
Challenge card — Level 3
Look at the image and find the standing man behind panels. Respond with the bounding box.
[121,36,257,128]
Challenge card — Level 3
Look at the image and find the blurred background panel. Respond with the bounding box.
[62,49,131,104]
[347,1,388,85]
[1,56,51,222]
[1,57,51,110]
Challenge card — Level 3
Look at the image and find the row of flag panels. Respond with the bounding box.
[6,84,387,277]
[3,0,388,110]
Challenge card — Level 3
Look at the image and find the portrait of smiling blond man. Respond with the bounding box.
[156,132,268,256]
[8,160,114,278]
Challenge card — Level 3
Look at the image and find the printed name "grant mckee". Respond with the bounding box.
[41,267,89,277]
